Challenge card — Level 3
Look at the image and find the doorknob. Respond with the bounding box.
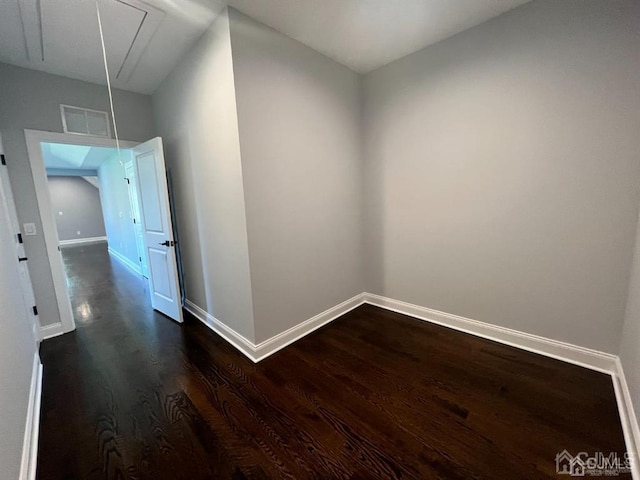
[159,240,177,247]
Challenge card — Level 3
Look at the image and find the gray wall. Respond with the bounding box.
[153,9,256,341]
[0,171,38,480]
[621,211,640,430]
[362,0,640,353]
[98,150,141,266]
[229,10,364,343]
[0,63,155,327]
[46,176,106,241]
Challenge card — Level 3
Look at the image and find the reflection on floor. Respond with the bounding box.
[37,243,630,479]
[61,243,151,326]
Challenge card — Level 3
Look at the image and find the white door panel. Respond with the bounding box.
[137,153,164,231]
[148,247,172,298]
[0,156,40,343]
[132,137,182,322]
[124,161,149,277]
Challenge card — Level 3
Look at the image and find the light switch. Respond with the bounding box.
[23,223,37,236]
[59,211,63,216]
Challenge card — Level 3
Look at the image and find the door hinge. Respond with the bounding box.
[139,256,142,262]
[32,305,38,316]
[0,154,5,166]
[17,233,23,244]
[133,218,136,224]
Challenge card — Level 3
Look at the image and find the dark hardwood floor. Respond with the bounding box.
[37,243,629,479]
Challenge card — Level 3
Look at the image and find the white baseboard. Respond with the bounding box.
[253,294,365,362]
[59,236,107,247]
[20,353,42,480]
[108,247,142,276]
[363,293,617,374]
[185,291,617,372]
[184,300,257,360]
[185,290,637,473]
[613,359,640,478]
[363,292,639,476]
[184,293,365,363]
[40,322,65,340]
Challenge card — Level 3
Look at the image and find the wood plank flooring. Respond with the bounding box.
[37,243,629,479]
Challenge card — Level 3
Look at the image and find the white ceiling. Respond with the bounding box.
[42,142,116,170]
[0,0,529,94]
[226,0,530,74]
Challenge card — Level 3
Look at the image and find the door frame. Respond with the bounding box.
[24,129,137,339]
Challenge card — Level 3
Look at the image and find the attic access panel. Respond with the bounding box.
[21,0,164,84]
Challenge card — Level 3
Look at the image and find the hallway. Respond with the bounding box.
[61,243,152,328]
[36,244,629,479]
[38,243,193,478]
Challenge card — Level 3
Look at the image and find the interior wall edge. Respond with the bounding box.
[226,8,363,343]
[613,358,640,477]
[151,8,257,343]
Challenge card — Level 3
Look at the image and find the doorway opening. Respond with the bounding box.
[25,130,183,340]
[42,142,149,275]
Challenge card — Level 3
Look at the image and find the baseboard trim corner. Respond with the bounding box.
[184,293,365,363]
[108,247,142,276]
[253,293,365,362]
[19,353,42,480]
[363,293,617,374]
[183,300,257,362]
[40,322,65,341]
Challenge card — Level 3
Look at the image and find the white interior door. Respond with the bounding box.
[124,161,149,278]
[131,137,183,322]
[0,151,40,343]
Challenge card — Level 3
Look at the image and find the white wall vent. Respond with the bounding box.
[60,105,111,138]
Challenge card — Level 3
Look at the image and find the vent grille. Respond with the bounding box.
[60,105,111,138]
